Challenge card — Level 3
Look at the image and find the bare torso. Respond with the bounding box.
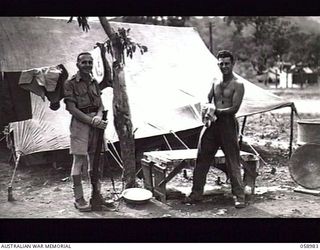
[210,75,245,115]
[214,79,234,108]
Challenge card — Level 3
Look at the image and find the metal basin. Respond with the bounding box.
[289,143,320,189]
[122,188,153,204]
[297,119,320,145]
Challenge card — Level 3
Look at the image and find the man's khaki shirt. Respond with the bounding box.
[64,71,102,109]
[63,72,102,155]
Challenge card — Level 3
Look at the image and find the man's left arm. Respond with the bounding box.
[215,81,244,116]
[96,42,113,90]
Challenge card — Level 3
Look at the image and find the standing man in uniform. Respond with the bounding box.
[64,52,111,212]
[186,50,246,208]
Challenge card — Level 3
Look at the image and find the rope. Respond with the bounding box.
[147,122,189,149]
[105,145,124,170]
[162,135,172,150]
[0,136,5,142]
[105,140,127,199]
[169,130,190,149]
[147,122,190,150]
[102,142,125,204]
[108,140,123,164]
[102,152,120,201]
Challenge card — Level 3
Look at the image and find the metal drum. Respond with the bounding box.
[297,119,320,145]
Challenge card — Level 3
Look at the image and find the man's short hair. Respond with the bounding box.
[77,52,92,62]
[217,50,234,63]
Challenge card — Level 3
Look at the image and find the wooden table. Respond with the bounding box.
[141,149,259,202]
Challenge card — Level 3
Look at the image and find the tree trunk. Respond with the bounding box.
[112,67,136,188]
[98,17,136,188]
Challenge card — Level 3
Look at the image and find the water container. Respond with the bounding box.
[297,119,320,145]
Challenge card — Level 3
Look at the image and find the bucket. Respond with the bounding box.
[297,119,320,146]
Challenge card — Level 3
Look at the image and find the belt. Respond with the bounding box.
[80,106,99,114]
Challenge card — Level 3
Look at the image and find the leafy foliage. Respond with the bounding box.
[105,28,148,64]
[121,16,190,27]
[223,16,320,74]
[67,16,90,32]
[68,17,148,64]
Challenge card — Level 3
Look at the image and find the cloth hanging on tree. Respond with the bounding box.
[17,65,68,111]
[18,65,65,98]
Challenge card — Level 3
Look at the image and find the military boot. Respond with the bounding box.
[183,191,204,204]
[89,171,116,211]
[72,175,91,212]
[233,195,246,209]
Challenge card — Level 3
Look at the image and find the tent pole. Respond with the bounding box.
[209,22,213,53]
[239,115,247,147]
[289,105,294,158]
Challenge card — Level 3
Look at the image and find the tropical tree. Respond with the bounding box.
[121,16,190,26]
[223,16,299,74]
[287,32,320,69]
[286,31,312,65]
[307,34,320,68]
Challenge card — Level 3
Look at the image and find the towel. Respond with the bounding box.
[201,103,217,127]
[18,66,62,100]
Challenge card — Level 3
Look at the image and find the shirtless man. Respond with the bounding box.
[186,50,246,208]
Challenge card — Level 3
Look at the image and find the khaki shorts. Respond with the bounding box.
[69,113,100,155]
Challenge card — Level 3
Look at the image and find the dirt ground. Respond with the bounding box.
[1,85,320,218]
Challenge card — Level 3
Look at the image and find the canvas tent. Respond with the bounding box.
[0,17,295,165]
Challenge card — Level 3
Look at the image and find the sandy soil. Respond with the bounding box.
[1,86,320,219]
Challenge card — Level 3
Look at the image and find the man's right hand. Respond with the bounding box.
[91,116,108,129]
[95,120,108,129]
[201,103,217,125]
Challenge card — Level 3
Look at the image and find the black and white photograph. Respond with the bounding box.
[1,15,320,243]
